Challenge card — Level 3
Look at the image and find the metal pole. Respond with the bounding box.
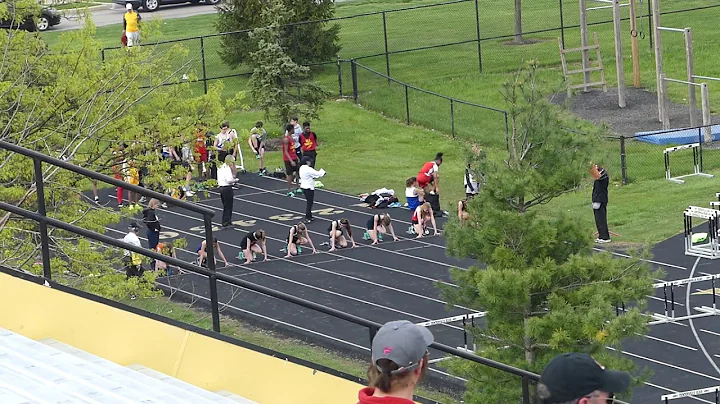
[629,0,641,87]
[405,85,410,125]
[200,37,208,95]
[702,83,712,143]
[647,0,653,49]
[351,60,358,104]
[620,135,627,185]
[34,159,52,280]
[475,0,483,73]
[450,100,456,139]
[559,0,565,49]
[579,0,590,90]
[101,48,105,62]
[337,56,343,97]
[612,0,626,108]
[521,376,531,404]
[685,28,697,127]
[203,215,220,333]
[382,12,391,81]
[652,0,666,125]
[369,326,378,347]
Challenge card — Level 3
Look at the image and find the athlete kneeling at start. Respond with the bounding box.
[285,223,317,257]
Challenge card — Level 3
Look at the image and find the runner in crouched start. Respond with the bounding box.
[240,230,268,264]
[284,223,317,257]
[197,238,229,268]
[365,213,399,245]
[412,202,438,238]
[328,219,356,252]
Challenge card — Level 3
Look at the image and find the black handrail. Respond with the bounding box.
[0,140,541,402]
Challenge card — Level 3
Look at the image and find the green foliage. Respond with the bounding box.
[440,62,659,403]
[247,0,329,125]
[216,0,340,68]
[0,21,244,300]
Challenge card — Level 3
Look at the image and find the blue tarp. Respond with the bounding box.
[635,125,720,145]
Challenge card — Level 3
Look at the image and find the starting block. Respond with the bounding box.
[664,143,714,184]
[649,273,720,325]
[662,385,720,403]
[684,206,720,259]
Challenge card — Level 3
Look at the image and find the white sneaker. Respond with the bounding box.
[185,190,195,197]
[595,238,611,243]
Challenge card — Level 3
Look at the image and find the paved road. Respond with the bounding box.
[51,2,218,32]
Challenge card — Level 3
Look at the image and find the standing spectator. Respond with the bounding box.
[122,4,141,48]
[299,121,318,167]
[125,159,140,207]
[290,117,302,161]
[357,320,434,404]
[417,153,443,195]
[537,353,631,403]
[248,121,268,175]
[591,163,610,243]
[214,121,239,170]
[298,156,326,223]
[217,155,239,228]
[194,124,209,179]
[112,143,127,207]
[122,223,143,278]
[282,124,300,197]
[142,198,161,250]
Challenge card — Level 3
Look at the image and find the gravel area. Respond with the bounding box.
[552,87,719,136]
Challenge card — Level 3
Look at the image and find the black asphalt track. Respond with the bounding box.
[101,174,720,403]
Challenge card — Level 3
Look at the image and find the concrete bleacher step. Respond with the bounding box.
[127,365,257,404]
[0,328,254,404]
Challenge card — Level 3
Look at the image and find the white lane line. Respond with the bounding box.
[645,381,715,404]
[687,256,720,377]
[643,334,697,351]
[192,200,463,288]
[701,329,720,337]
[204,189,467,270]
[592,248,687,270]
[607,347,720,382]
[106,226,472,334]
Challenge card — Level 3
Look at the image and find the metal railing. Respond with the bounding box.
[0,139,541,403]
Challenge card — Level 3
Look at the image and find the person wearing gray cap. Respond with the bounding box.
[538,353,631,404]
[358,320,434,404]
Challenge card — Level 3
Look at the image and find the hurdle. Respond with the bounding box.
[649,273,720,325]
[662,385,720,403]
[664,143,713,184]
[684,206,720,259]
[417,312,486,363]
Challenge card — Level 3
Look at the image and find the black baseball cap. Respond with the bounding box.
[540,353,631,403]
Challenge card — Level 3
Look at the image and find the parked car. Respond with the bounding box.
[114,0,219,12]
[0,6,62,32]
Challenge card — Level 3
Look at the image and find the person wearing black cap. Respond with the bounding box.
[298,156,325,223]
[122,222,144,278]
[591,163,611,243]
[538,353,631,404]
[357,320,434,404]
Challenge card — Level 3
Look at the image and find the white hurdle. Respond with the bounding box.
[649,273,720,325]
[661,385,720,403]
[685,206,720,259]
[417,312,486,363]
[664,143,714,184]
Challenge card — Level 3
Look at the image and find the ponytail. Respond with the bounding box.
[367,354,429,394]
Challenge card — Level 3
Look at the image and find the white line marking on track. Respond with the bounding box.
[687,256,720,376]
[592,248,687,270]
[607,347,720,382]
[701,329,720,337]
[643,334,697,351]
[645,382,714,403]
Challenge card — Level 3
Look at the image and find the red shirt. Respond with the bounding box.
[358,388,415,404]
[299,131,317,152]
[283,135,298,162]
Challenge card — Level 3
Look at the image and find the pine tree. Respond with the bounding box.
[439,62,657,403]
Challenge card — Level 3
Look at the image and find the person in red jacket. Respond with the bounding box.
[357,320,434,404]
[282,124,300,197]
[299,121,318,167]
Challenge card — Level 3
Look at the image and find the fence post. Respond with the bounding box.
[200,37,208,95]
[382,12,391,82]
[559,0,565,49]
[647,0,653,49]
[474,0,482,73]
[101,48,105,62]
[203,215,221,333]
[699,128,704,171]
[450,100,456,139]
[405,85,410,125]
[521,376,531,404]
[33,159,52,280]
[337,56,343,97]
[620,135,627,185]
[351,60,358,104]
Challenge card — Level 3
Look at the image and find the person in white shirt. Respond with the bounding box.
[298,156,326,223]
[122,223,143,278]
[217,155,239,228]
[291,117,303,161]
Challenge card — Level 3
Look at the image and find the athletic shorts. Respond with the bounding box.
[251,142,265,155]
[284,160,299,176]
[412,219,419,225]
[417,175,433,189]
[366,218,375,230]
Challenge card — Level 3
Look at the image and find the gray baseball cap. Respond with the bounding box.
[371,320,434,375]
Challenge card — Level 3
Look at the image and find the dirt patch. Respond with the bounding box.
[551,87,720,136]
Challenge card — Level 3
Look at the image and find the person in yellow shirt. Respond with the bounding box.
[123,4,141,47]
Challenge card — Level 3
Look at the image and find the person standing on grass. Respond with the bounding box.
[215,121,239,170]
[194,123,209,180]
[299,121,318,167]
[298,156,326,223]
[357,320,434,404]
[591,163,611,243]
[142,198,161,251]
[290,117,303,161]
[417,153,443,195]
[248,121,268,175]
[217,155,239,228]
[282,124,300,197]
[122,4,141,48]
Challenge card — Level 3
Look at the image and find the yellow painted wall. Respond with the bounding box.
[0,272,363,404]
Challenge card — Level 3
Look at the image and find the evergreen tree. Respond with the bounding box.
[216,0,340,68]
[439,62,657,403]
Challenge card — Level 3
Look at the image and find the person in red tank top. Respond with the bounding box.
[282,124,300,196]
[299,121,318,167]
[416,152,443,194]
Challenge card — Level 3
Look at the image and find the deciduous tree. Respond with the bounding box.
[439,62,656,403]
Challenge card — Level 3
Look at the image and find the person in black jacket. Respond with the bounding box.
[142,198,161,250]
[591,164,610,243]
